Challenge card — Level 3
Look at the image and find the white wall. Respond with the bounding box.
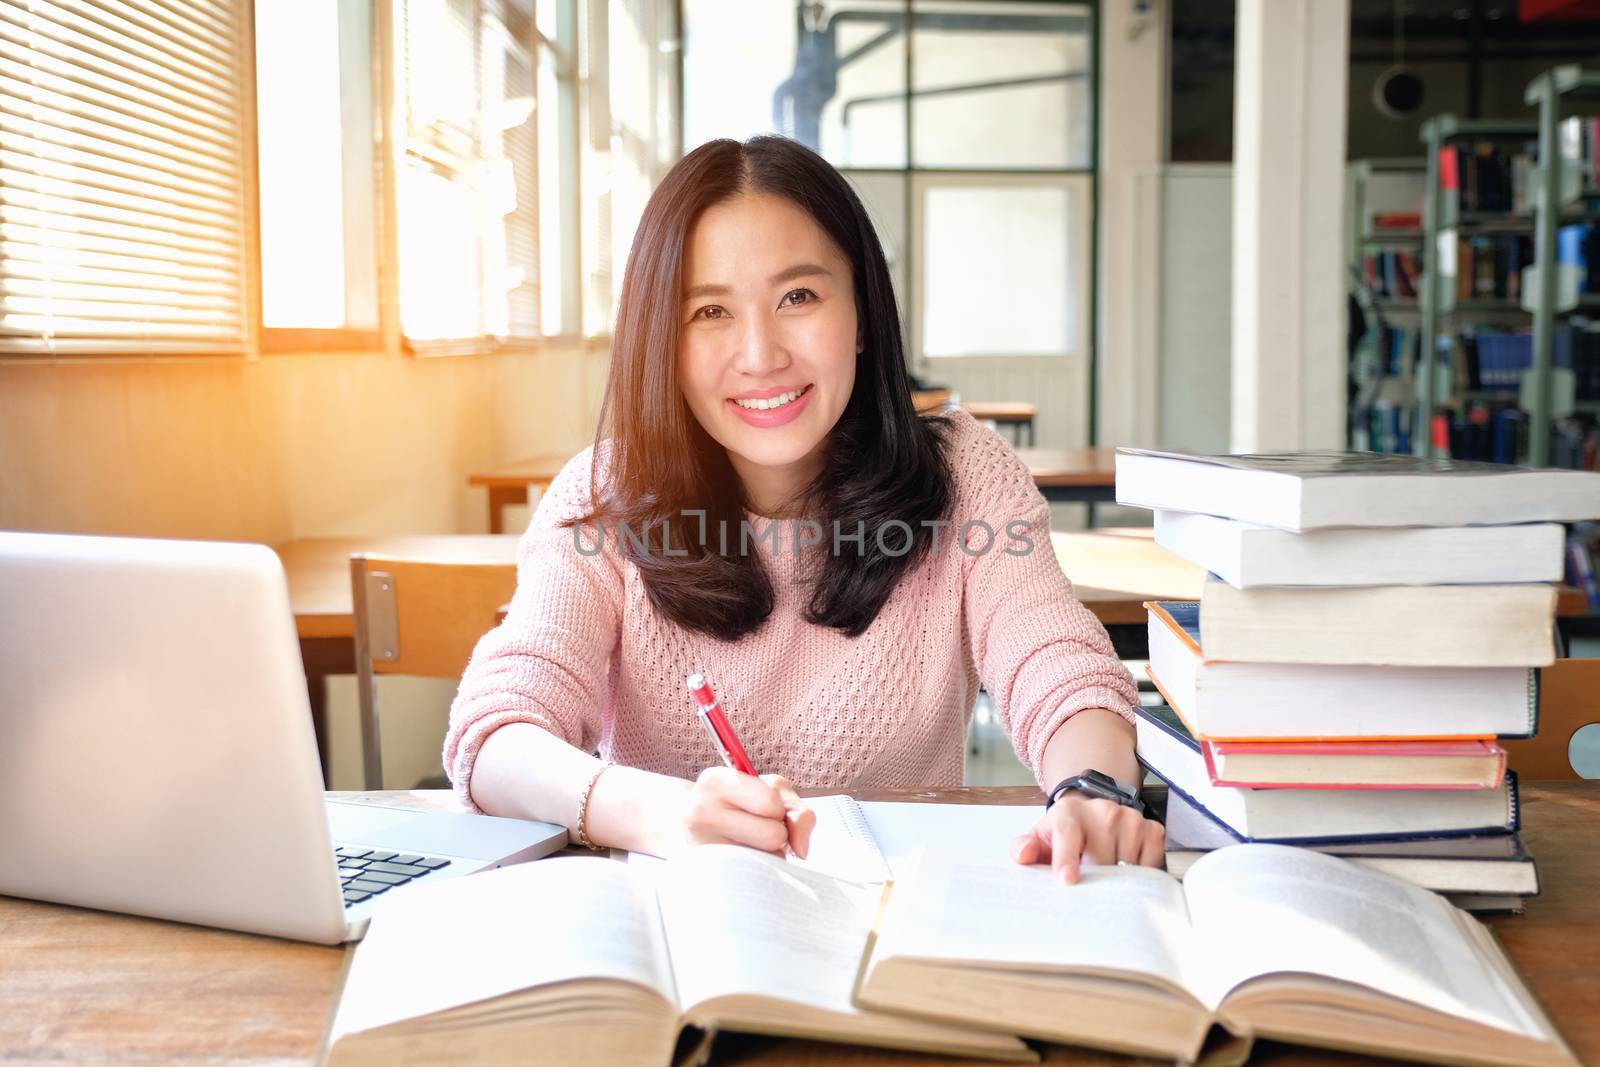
[1160,165,1233,454]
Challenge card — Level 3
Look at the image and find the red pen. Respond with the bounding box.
[686,673,758,776]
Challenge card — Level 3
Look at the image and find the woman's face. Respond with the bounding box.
[676,192,860,495]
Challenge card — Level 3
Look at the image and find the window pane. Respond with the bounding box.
[920,182,1079,357]
[841,170,909,341]
[486,0,539,339]
[256,0,378,330]
[910,1,1091,170]
[538,37,578,335]
[683,0,905,168]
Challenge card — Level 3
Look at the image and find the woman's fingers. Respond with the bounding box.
[1051,817,1085,885]
[1017,796,1168,885]
[688,768,808,855]
[688,804,792,852]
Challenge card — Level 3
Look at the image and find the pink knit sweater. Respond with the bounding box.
[443,410,1136,810]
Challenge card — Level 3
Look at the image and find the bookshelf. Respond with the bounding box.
[1524,65,1600,467]
[1416,115,1538,460]
[1346,159,1425,454]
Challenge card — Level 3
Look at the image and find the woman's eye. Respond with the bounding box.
[692,305,727,321]
[781,288,817,307]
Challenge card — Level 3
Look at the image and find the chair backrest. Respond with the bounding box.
[911,388,951,415]
[1501,659,1600,781]
[350,554,518,789]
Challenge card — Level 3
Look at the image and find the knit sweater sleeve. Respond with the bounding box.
[952,419,1138,787]
[441,446,622,812]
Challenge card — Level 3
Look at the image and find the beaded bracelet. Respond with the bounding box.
[574,761,614,851]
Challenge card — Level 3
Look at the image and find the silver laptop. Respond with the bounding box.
[0,531,566,944]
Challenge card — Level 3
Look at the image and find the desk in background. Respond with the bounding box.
[470,446,1118,535]
[962,401,1037,446]
[467,452,571,534]
[276,536,519,782]
[2,782,1596,1066]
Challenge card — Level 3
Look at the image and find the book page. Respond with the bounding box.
[330,857,676,1041]
[652,843,884,1015]
[1181,844,1544,1038]
[870,850,1194,995]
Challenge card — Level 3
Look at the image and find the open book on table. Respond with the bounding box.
[854,844,1577,1067]
[324,845,1034,1067]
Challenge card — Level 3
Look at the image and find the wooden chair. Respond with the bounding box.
[911,388,951,415]
[1501,659,1600,781]
[349,554,518,789]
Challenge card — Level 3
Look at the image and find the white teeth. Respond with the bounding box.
[734,388,805,410]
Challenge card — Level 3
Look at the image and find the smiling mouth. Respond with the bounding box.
[732,385,812,411]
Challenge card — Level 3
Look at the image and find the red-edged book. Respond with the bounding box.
[1202,738,1507,791]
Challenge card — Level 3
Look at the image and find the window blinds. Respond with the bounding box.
[0,0,254,357]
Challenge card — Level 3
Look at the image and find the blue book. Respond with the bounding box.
[1161,789,1540,900]
[1134,703,1521,845]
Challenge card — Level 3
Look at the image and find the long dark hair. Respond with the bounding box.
[571,135,951,640]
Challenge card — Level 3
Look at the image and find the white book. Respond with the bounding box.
[1154,511,1566,587]
[1115,448,1600,531]
[326,846,1033,1067]
[854,847,1576,1067]
[1198,576,1557,667]
[1146,602,1540,740]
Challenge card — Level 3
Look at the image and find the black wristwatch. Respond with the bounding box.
[1045,769,1143,813]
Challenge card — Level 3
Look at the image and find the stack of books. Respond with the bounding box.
[1115,449,1600,912]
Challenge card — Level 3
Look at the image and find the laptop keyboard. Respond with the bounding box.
[335,846,452,907]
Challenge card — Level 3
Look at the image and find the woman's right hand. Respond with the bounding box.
[672,767,815,858]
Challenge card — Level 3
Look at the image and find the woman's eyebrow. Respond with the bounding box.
[682,263,833,301]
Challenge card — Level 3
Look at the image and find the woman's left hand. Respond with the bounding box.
[1010,791,1165,885]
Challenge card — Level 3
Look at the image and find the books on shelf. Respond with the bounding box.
[1152,511,1565,587]
[1567,521,1600,607]
[1364,248,1421,299]
[1161,790,1540,899]
[1195,575,1557,667]
[326,846,1035,1067]
[1134,703,1521,843]
[1113,447,1600,530]
[1558,114,1600,190]
[1439,139,1537,215]
[852,846,1576,1067]
[1146,602,1540,741]
[1447,233,1533,303]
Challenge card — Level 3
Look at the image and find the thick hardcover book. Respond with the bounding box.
[1152,510,1565,588]
[1134,703,1521,844]
[1201,737,1506,790]
[1196,576,1556,667]
[1161,790,1540,899]
[326,846,1033,1067]
[853,847,1576,1067]
[1114,447,1600,531]
[1146,601,1541,741]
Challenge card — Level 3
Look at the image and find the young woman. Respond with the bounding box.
[444,135,1162,884]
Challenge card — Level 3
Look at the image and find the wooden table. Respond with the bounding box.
[964,401,1037,446]
[276,536,519,781]
[467,452,572,534]
[1049,528,1203,628]
[1018,446,1119,505]
[3,782,1595,1066]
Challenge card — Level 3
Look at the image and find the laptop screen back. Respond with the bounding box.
[0,533,349,943]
